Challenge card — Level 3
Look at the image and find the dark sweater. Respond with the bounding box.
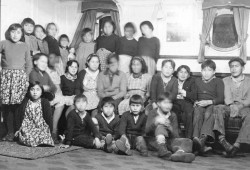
[150,73,178,103]
[118,36,138,56]
[95,113,120,139]
[96,34,120,54]
[137,36,160,60]
[75,69,87,95]
[44,35,60,56]
[15,98,53,133]
[118,111,147,136]
[145,109,179,138]
[181,77,197,104]
[60,75,78,96]
[65,110,100,145]
[195,77,224,105]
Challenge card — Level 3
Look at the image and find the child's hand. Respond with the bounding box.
[155,116,166,126]
[59,134,65,143]
[43,85,50,92]
[14,131,20,137]
[94,138,102,149]
[152,102,158,109]
[59,144,70,149]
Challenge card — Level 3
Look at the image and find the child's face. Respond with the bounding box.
[34,27,45,40]
[60,37,69,48]
[103,22,114,36]
[130,103,142,115]
[108,58,119,73]
[47,25,57,37]
[10,28,22,42]
[141,25,152,36]
[157,99,173,113]
[124,27,134,39]
[162,62,174,77]
[131,59,142,74]
[88,57,100,71]
[201,67,215,81]
[229,61,244,78]
[48,54,59,67]
[35,55,48,71]
[68,62,78,76]
[23,23,34,34]
[102,103,115,117]
[177,68,189,82]
[30,85,42,100]
[75,99,87,112]
[83,32,93,43]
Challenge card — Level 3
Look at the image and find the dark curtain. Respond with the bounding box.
[110,11,122,36]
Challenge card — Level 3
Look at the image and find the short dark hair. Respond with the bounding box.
[21,18,35,27]
[34,25,46,34]
[33,53,48,66]
[74,94,87,104]
[129,94,144,105]
[65,60,79,73]
[107,53,119,65]
[228,57,245,67]
[102,20,116,33]
[140,21,154,31]
[27,81,44,99]
[124,22,136,33]
[5,23,25,42]
[58,34,70,48]
[201,59,216,70]
[157,92,173,103]
[176,65,191,76]
[129,56,148,74]
[161,59,176,70]
[100,97,116,108]
[46,22,57,34]
[81,28,92,38]
[85,53,100,70]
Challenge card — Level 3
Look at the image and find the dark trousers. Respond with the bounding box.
[213,105,250,144]
[193,105,215,142]
[72,135,94,148]
[173,99,194,138]
[2,104,19,133]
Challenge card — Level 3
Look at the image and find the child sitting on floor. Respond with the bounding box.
[117,95,148,156]
[146,92,195,163]
[15,82,54,147]
[61,94,103,149]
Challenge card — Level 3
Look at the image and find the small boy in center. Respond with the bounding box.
[117,94,148,156]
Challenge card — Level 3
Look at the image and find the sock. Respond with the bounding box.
[233,142,240,148]
[218,135,225,141]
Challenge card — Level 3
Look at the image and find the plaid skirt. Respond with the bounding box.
[142,56,156,75]
[96,48,112,71]
[0,69,28,105]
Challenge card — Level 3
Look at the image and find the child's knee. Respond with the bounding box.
[156,134,166,144]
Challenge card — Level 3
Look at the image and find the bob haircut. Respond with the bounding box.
[34,25,46,34]
[129,56,148,74]
[46,22,58,34]
[32,53,48,66]
[21,18,35,27]
[74,94,87,104]
[228,57,245,67]
[140,21,154,31]
[129,94,144,105]
[85,53,101,70]
[27,81,45,99]
[100,97,116,109]
[81,28,93,38]
[58,34,70,48]
[176,65,192,77]
[124,22,136,33]
[161,59,176,70]
[201,59,216,70]
[5,23,25,42]
[102,20,116,34]
[157,92,173,103]
[107,53,119,65]
[65,60,79,73]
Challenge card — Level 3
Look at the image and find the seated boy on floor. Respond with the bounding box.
[94,97,120,153]
[117,94,148,156]
[60,94,103,149]
[145,92,195,163]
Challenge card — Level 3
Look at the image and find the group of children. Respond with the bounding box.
[0,16,249,163]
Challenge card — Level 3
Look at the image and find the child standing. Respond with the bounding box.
[15,82,54,147]
[61,94,102,149]
[96,20,120,71]
[0,23,32,141]
[76,28,96,71]
[58,34,70,70]
[44,23,61,56]
[21,18,39,55]
[118,22,138,74]
[118,95,148,156]
[146,92,195,163]
[34,25,49,55]
[138,21,160,75]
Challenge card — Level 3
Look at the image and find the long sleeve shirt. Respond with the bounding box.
[44,35,60,56]
[118,36,138,56]
[137,36,160,61]
[96,34,120,54]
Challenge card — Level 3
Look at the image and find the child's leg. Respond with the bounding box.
[72,135,96,148]
[155,125,172,158]
[135,136,148,156]
[115,135,132,156]
[2,104,17,141]
[52,105,64,137]
[192,106,206,138]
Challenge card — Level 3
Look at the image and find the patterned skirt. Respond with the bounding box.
[0,69,28,105]
[96,48,112,72]
[142,56,156,75]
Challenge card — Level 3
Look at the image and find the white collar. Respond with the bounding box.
[101,112,115,124]
[86,68,99,79]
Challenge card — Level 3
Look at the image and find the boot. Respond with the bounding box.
[115,139,132,156]
[170,150,195,163]
[104,134,113,153]
[136,136,148,157]
[158,143,172,158]
[219,137,233,155]
[193,135,206,153]
[52,133,59,144]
